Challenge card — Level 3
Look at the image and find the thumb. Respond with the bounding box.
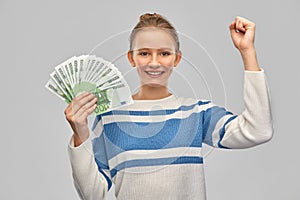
[229,21,239,35]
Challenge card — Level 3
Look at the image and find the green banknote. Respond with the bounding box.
[45,55,133,115]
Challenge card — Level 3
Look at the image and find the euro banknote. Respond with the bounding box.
[45,55,133,115]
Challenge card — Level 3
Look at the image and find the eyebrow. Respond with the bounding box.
[135,48,174,51]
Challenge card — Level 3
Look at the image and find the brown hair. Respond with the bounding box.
[129,13,180,52]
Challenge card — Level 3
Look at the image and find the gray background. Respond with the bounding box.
[2,0,299,199]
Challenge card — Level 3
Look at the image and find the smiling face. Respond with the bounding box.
[128,28,181,88]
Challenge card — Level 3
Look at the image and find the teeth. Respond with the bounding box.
[147,71,162,75]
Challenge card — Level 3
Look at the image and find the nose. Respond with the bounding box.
[148,53,160,67]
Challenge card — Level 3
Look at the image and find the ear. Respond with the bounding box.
[174,50,182,67]
[127,51,136,67]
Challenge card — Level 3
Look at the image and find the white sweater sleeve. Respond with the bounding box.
[68,136,108,200]
[220,69,274,149]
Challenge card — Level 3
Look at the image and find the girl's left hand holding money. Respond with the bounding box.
[229,16,260,71]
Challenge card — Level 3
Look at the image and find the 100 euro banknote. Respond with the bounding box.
[45,55,133,115]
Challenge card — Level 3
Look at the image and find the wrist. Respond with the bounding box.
[240,48,260,71]
[73,133,89,147]
[239,46,255,56]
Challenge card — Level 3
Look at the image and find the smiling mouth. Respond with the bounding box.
[145,71,164,76]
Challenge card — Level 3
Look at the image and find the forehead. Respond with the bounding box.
[132,27,176,51]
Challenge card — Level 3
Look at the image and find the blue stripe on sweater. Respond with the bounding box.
[93,133,109,169]
[110,156,203,178]
[100,100,210,117]
[91,100,209,132]
[92,114,102,131]
[202,106,235,147]
[95,158,112,190]
[101,113,203,160]
[92,102,236,179]
[218,115,238,148]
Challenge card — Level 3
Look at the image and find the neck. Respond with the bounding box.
[132,85,172,100]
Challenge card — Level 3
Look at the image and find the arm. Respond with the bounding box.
[222,17,273,148]
[68,137,109,200]
[203,17,273,148]
[65,92,109,199]
[219,69,273,148]
[202,70,273,148]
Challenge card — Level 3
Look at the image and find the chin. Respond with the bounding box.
[144,82,167,88]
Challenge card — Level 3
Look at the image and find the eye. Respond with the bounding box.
[138,51,149,57]
[160,51,171,56]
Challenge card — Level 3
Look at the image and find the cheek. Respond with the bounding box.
[162,57,176,67]
[133,57,149,67]
[136,66,146,76]
[166,67,173,74]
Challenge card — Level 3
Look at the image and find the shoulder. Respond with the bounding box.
[101,95,213,113]
[175,95,211,105]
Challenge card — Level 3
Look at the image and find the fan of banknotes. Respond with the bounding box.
[45,55,133,115]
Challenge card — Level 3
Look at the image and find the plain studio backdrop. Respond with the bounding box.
[2,0,299,199]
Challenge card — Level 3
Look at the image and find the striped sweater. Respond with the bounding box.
[68,70,273,200]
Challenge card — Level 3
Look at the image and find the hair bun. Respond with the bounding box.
[139,13,162,21]
[130,12,180,52]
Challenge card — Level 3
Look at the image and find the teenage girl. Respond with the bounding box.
[65,13,273,200]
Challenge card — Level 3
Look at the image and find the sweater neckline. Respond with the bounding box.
[132,94,175,103]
